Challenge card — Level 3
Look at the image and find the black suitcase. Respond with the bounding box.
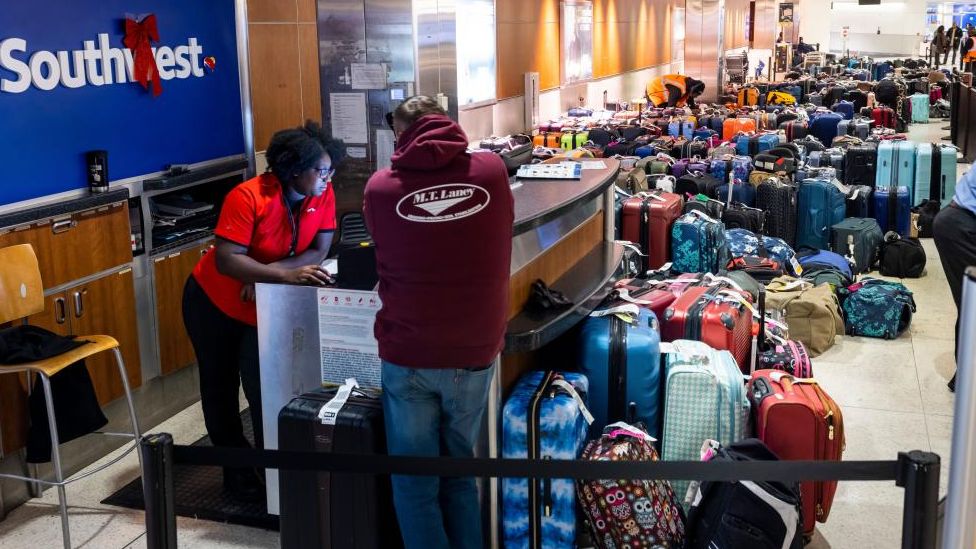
[756,177,798,246]
[279,387,402,549]
[844,143,878,187]
[722,203,765,232]
[846,185,873,218]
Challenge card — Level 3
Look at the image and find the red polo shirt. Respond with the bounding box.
[192,173,337,325]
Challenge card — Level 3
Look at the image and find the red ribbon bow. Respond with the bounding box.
[123,14,162,97]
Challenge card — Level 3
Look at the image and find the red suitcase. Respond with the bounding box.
[621,192,684,272]
[611,273,703,319]
[871,106,897,130]
[748,370,845,536]
[660,285,753,371]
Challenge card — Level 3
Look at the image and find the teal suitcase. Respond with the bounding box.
[910,94,929,123]
[915,143,958,207]
[661,340,751,504]
[876,141,917,194]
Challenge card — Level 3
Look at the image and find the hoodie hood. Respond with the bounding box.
[391,114,469,170]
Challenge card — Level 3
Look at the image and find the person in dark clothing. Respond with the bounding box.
[933,168,976,392]
[931,26,947,67]
[646,74,706,108]
[183,121,344,500]
[364,96,513,549]
[947,22,963,66]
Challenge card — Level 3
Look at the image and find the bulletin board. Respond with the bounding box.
[0,0,245,206]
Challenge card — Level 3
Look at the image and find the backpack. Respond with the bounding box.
[878,232,926,278]
[765,276,845,357]
[685,439,803,549]
[841,278,916,339]
[577,423,687,549]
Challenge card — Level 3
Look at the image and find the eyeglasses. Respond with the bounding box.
[316,167,335,180]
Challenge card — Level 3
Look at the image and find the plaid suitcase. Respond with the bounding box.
[662,340,751,504]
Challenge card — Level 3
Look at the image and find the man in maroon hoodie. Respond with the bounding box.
[363,96,513,549]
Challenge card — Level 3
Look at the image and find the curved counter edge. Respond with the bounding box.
[511,158,620,236]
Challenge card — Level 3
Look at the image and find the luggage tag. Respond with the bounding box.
[590,304,640,324]
[317,378,360,426]
[550,379,595,425]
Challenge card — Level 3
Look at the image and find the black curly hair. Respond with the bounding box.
[265,121,346,182]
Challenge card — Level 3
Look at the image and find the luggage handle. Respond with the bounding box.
[550,379,595,425]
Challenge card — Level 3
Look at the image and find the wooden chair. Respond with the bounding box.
[0,244,141,549]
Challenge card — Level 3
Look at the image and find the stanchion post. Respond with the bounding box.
[942,267,976,549]
[141,433,176,549]
[897,450,940,549]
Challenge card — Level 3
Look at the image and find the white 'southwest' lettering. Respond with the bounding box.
[0,33,206,93]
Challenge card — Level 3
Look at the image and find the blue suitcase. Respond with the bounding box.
[910,94,930,123]
[831,100,855,120]
[709,156,753,184]
[735,133,780,156]
[809,112,843,147]
[914,143,933,206]
[876,141,917,194]
[874,186,912,237]
[503,370,591,549]
[915,144,958,207]
[714,180,757,207]
[579,308,663,437]
[671,211,731,273]
[669,118,695,140]
[796,179,847,250]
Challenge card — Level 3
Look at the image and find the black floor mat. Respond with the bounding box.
[101,409,279,531]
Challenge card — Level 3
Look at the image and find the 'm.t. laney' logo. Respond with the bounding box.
[396,183,490,223]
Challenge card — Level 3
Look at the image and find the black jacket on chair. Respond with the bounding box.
[0,325,108,463]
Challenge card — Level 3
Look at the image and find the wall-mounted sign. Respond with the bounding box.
[779,2,794,23]
[0,0,244,206]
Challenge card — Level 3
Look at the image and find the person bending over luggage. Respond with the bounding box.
[933,168,976,393]
[183,122,344,500]
[364,96,514,549]
[646,74,706,108]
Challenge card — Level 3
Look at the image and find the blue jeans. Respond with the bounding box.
[381,360,494,549]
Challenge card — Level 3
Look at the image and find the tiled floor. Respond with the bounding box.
[0,121,965,548]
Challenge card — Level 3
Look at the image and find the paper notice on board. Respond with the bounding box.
[329,93,369,144]
[351,63,387,89]
[317,288,383,389]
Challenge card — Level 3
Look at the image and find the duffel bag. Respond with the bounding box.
[841,278,916,339]
[878,232,926,278]
[765,276,845,356]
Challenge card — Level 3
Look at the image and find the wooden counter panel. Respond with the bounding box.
[508,210,604,321]
[503,211,604,392]
[0,201,132,289]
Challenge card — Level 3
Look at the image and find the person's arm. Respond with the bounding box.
[665,84,682,107]
[215,238,331,285]
[267,231,333,270]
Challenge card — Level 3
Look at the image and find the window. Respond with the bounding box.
[561,1,594,85]
[456,0,497,106]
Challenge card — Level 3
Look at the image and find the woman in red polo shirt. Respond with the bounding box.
[183,121,344,500]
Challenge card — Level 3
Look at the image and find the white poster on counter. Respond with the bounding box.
[317,288,382,389]
[329,93,369,144]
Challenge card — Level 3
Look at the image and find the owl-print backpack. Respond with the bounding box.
[576,423,686,549]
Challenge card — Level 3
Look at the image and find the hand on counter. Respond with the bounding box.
[282,265,334,286]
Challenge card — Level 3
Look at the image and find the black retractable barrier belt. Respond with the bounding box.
[172,445,899,483]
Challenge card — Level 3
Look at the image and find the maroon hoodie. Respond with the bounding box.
[363,115,514,369]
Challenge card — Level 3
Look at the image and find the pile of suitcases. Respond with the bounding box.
[496,88,945,547]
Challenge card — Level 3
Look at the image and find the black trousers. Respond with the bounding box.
[933,204,976,363]
[182,276,263,463]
